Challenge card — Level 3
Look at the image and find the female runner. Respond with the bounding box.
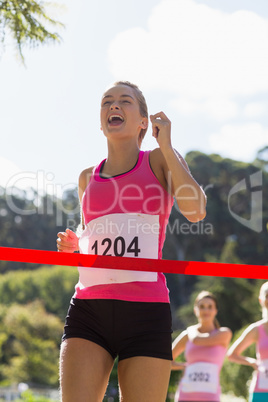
[227,281,268,402]
[57,81,206,402]
[172,291,232,401]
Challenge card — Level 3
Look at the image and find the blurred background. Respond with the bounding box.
[0,0,268,400]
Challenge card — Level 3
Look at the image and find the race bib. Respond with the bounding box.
[258,359,268,390]
[78,213,159,287]
[181,362,218,394]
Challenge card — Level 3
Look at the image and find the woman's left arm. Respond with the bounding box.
[150,112,207,222]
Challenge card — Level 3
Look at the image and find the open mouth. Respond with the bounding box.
[108,114,124,126]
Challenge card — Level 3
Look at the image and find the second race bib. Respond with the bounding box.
[181,362,218,394]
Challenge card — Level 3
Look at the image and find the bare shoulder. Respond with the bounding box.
[219,327,232,335]
[172,329,189,348]
[78,166,95,199]
[150,147,185,162]
[149,147,166,165]
[150,147,190,172]
[179,329,189,340]
[248,320,264,335]
[219,327,233,342]
[246,321,261,332]
[239,321,260,341]
[174,329,189,341]
[149,148,168,189]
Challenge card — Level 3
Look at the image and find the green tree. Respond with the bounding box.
[0,301,62,386]
[177,276,262,334]
[0,265,78,319]
[254,145,268,172]
[0,0,64,62]
[164,151,268,267]
[0,187,80,273]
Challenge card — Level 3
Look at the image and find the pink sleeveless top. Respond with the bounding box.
[175,332,227,401]
[74,150,174,303]
[250,322,268,394]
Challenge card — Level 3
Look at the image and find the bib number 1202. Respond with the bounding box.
[189,372,210,382]
[91,236,141,257]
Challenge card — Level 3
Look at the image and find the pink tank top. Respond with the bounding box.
[175,332,227,401]
[74,150,174,303]
[250,322,268,394]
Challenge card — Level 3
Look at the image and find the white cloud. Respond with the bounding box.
[244,102,268,118]
[171,97,238,120]
[209,123,268,161]
[108,0,268,103]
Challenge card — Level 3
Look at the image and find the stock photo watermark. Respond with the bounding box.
[228,170,263,233]
[2,169,264,234]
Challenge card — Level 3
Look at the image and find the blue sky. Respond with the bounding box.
[0,0,267,194]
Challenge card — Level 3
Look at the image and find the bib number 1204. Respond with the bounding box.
[91,236,141,257]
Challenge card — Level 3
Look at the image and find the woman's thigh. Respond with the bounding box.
[118,356,171,402]
[60,338,114,402]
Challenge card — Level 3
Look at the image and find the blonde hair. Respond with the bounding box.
[113,81,148,146]
[194,291,220,329]
[259,281,268,319]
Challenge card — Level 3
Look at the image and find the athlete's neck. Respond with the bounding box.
[103,141,140,177]
[197,322,216,333]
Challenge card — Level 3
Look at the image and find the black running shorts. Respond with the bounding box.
[62,298,173,361]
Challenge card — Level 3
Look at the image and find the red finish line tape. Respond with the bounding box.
[0,246,267,279]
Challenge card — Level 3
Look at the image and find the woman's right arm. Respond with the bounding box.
[56,167,93,253]
[171,330,188,371]
[227,323,258,370]
[187,325,232,348]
